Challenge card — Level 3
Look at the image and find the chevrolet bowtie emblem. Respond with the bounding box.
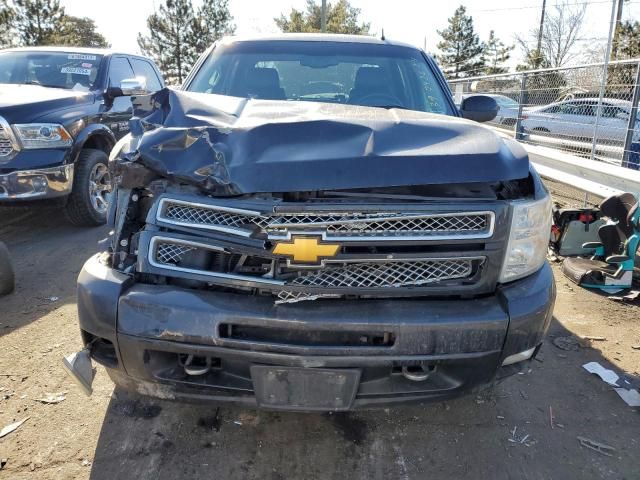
[272,236,340,265]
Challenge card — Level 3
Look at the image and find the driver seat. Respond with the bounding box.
[562,193,639,292]
[348,67,393,105]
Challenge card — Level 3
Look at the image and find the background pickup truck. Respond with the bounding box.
[72,34,556,411]
[0,47,164,226]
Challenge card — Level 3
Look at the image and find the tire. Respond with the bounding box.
[65,149,112,227]
[0,241,15,296]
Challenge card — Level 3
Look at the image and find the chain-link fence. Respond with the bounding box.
[448,59,640,169]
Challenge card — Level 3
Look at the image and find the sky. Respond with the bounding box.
[59,0,640,72]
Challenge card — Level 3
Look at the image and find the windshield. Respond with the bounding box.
[187,41,454,115]
[0,51,103,91]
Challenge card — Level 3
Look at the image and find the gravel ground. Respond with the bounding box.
[0,207,638,480]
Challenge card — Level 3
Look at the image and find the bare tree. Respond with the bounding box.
[516,0,586,68]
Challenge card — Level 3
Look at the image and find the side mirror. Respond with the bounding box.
[106,77,148,98]
[459,95,499,122]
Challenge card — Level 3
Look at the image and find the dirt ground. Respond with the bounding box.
[0,207,638,480]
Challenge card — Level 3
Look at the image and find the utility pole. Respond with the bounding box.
[611,0,624,59]
[535,0,547,66]
[321,0,327,33]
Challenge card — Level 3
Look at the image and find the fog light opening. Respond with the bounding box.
[501,346,537,366]
[30,176,49,193]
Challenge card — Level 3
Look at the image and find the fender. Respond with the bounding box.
[69,124,117,164]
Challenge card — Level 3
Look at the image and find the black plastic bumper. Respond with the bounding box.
[77,255,555,409]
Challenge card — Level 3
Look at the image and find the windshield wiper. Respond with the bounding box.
[369,104,410,110]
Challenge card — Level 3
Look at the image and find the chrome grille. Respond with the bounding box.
[156,242,196,265]
[159,199,493,240]
[0,125,14,157]
[323,214,487,236]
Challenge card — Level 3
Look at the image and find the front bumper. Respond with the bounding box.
[0,164,73,200]
[77,255,555,409]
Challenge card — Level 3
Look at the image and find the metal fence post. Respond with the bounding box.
[515,73,528,141]
[621,61,640,168]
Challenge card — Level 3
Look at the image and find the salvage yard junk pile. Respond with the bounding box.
[66,35,557,412]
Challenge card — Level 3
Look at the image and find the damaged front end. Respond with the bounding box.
[72,89,555,409]
[106,88,535,306]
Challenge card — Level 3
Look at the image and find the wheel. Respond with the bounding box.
[65,149,113,227]
[0,241,14,296]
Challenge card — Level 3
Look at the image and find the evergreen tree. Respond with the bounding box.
[613,20,640,60]
[137,0,198,85]
[484,30,513,75]
[13,0,65,46]
[436,5,485,79]
[275,0,370,34]
[47,16,110,48]
[139,0,235,85]
[0,1,16,47]
[189,0,235,57]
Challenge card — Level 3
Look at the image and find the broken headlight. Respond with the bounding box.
[499,194,552,283]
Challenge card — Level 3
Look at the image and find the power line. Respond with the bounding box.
[470,0,639,13]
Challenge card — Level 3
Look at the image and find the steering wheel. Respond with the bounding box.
[352,92,404,108]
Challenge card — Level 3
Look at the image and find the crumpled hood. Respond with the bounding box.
[125,88,529,195]
[0,84,94,123]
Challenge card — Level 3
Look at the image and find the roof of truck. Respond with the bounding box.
[1,46,141,58]
[218,33,420,50]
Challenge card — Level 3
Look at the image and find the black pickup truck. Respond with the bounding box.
[73,35,555,411]
[0,47,164,225]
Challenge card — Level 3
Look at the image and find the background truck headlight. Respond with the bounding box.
[12,123,73,149]
[500,194,552,282]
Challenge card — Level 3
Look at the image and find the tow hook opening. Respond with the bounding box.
[400,363,437,382]
[178,354,221,376]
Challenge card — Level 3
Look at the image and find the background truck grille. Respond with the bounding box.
[0,125,14,157]
[159,199,493,239]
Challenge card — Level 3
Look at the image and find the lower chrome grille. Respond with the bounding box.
[148,236,480,304]
[276,259,474,304]
[288,259,472,289]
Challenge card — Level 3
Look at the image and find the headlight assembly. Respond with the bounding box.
[499,194,552,283]
[12,123,73,149]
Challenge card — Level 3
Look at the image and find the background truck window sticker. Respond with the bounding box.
[68,54,97,61]
[61,67,92,76]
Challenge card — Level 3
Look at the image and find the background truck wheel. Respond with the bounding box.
[65,149,113,227]
[0,241,15,296]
